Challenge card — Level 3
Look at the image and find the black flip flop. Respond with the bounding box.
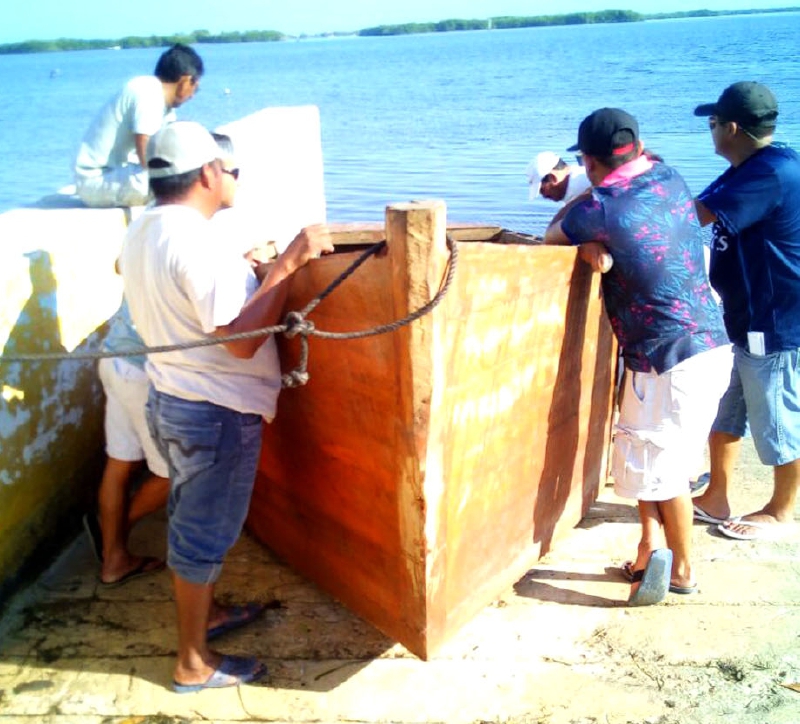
[628,548,672,607]
[99,556,165,588]
[207,602,267,641]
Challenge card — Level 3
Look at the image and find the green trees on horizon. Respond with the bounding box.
[0,29,284,55]
[2,7,800,54]
[358,10,641,36]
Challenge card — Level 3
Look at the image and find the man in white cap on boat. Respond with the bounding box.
[526,150,591,204]
[119,120,332,692]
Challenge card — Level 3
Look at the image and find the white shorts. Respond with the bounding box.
[612,345,732,501]
[76,165,151,208]
[98,357,168,478]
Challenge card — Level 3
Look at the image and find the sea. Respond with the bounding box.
[1,12,799,235]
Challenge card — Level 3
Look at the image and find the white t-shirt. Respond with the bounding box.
[564,167,592,203]
[75,76,175,178]
[119,204,282,419]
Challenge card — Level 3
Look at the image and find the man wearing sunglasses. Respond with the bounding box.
[74,44,203,208]
[691,82,800,542]
[119,122,333,692]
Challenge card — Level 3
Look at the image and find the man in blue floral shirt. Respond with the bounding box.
[545,108,731,605]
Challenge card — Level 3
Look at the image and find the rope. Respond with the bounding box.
[1,236,459,388]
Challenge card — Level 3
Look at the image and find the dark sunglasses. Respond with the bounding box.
[708,118,727,130]
[221,168,240,180]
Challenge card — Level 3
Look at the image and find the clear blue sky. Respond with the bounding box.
[1,0,794,43]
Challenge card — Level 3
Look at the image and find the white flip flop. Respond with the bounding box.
[717,518,798,541]
[693,503,728,525]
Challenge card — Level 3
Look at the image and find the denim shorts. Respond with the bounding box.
[710,353,751,439]
[146,388,263,584]
[734,345,800,466]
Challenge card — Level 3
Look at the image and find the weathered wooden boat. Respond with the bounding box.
[0,104,614,655]
[246,200,616,659]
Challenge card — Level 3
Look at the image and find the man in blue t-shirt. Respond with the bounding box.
[545,108,731,605]
[692,81,800,541]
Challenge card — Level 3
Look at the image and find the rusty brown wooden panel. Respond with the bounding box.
[247,203,616,659]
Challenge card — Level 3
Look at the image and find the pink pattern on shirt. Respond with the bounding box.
[600,154,654,187]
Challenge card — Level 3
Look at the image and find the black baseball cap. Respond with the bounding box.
[567,108,639,158]
[693,81,778,130]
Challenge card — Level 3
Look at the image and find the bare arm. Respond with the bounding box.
[543,218,572,246]
[548,188,592,229]
[544,192,612,272]
[134,134,149,167]
[695,199,717,227]
[544,214,612,273]
[213,224,333,358]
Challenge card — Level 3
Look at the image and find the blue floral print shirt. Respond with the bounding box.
[562,159,728,373]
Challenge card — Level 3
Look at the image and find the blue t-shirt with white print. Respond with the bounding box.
[699,143,800,354]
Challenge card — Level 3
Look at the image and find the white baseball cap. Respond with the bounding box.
[525,151,561,200]
[146,121,219,179]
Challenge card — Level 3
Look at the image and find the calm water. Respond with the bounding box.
[1,13,799,234]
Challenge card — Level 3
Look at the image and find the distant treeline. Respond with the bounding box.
[359,11,640,36]
[3,7,800,54]
[645,6,800,19]
[0,29,283,55]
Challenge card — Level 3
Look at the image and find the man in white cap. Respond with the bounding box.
[526,150,591,204]
[119,121,333,692]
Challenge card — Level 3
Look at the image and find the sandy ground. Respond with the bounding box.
[0,438,798,724]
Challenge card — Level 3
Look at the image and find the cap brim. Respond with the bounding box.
[693,103,717,117]
[566,142,580,152]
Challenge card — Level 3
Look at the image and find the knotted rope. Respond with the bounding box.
[1,236,459,389]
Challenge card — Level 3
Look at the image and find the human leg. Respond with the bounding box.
[720,458,799,537]
[720,347,800,537]
[693,356,747,520]
[616,349,731,598]
[120,369,170,527]
[628,500,665,573]
[173,574,217,685]
[76,165,150,208]
[692,431,742,521]
[657,493,695,589]
[147,390,266,686]
[97,358,165,582]
[627,497,672,606]
[127,473,169,525]
[97,457,164,583]
[97,456,138,564]
[171,575,267,690]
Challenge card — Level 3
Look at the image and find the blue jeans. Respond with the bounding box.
[734,344,800,466]
[711,353,751,438]
[146,388,263,584]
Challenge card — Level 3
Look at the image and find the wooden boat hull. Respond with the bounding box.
[247,201,616,659]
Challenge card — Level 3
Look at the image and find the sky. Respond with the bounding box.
[1,0,795,43]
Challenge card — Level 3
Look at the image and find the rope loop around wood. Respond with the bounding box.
[0,236,459,389]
